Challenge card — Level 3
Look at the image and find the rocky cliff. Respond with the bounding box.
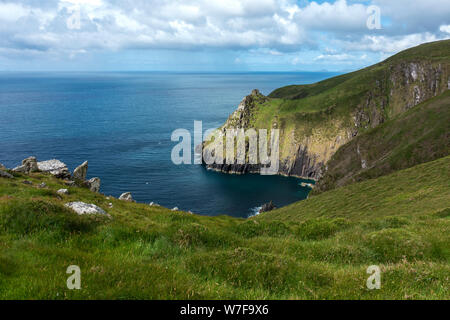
[203,40,450,180]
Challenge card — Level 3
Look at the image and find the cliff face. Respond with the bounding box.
[314,90,450,193]
[203,41,450,180]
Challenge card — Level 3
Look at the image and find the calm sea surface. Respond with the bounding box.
[0,72,338,217]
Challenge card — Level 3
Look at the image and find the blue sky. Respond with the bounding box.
[0,0,449,72]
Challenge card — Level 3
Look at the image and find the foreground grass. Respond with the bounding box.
[0,157,449,299]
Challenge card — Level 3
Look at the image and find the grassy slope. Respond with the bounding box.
[1,156,449,299]
[314,90,450,193]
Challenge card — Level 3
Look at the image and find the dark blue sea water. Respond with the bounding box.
[0,72,337,218]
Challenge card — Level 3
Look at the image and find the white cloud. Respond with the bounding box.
[440,25,450,34]
[0,0,449,67]
[343,33,447,54]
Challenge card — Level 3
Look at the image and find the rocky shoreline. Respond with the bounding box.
[1,156,285,218]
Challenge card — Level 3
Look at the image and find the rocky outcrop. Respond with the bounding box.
[259,201,277,214]
[73,161,88,181]
[0,163,6,170]
[65,202,108,216]
[13,156,39,174]
[203,90,351,179]
[37,160,71,179]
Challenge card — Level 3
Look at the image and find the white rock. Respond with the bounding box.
[57,189,69,195]
[172,207,179,211]
[65,202,108,216]
[119,192,135,202]
[37,160,71,179]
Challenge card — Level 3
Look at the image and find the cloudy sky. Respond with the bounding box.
[0,0,449,71]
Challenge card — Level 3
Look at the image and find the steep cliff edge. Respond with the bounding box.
[203,40,450,180]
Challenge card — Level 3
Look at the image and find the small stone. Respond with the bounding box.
[119,192,135,202]
[65,202,108,216]
[22,180,32,185]
[64,180,76,187]
[57,189,69,195]
[149,202,160,207]
[188,211,193,214]
[0,170,13,179]
[172,207,179,211]
[38,182,47,188]
[108,203,113,208]
[73,161,88,181]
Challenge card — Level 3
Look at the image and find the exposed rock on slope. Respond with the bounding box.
[73,161,88,181]
[65,202,108,216]
[314,90,450,193]
[37,159,71,179]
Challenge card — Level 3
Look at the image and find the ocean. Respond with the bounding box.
[0,71,338,218]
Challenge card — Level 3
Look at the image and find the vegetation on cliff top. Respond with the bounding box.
[1,156,449,299]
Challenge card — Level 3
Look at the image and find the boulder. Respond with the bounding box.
[73,161,88,181]
[0,170,13,179]
[12,165,27,173]
[65,202,108,216]
[119,192,135,202]
[37,160,71,179]
[259,201,277,214]
[85,177,101,193]
[13,157,39,174]
[22,156,39,172]
[57,189,69,195]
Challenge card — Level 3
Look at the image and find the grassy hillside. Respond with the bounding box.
[1,156,449,299]
[314,90,450,193]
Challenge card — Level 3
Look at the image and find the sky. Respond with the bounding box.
[0,0,449,72]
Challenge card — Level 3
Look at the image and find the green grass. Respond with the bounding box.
[0,156,449,299]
